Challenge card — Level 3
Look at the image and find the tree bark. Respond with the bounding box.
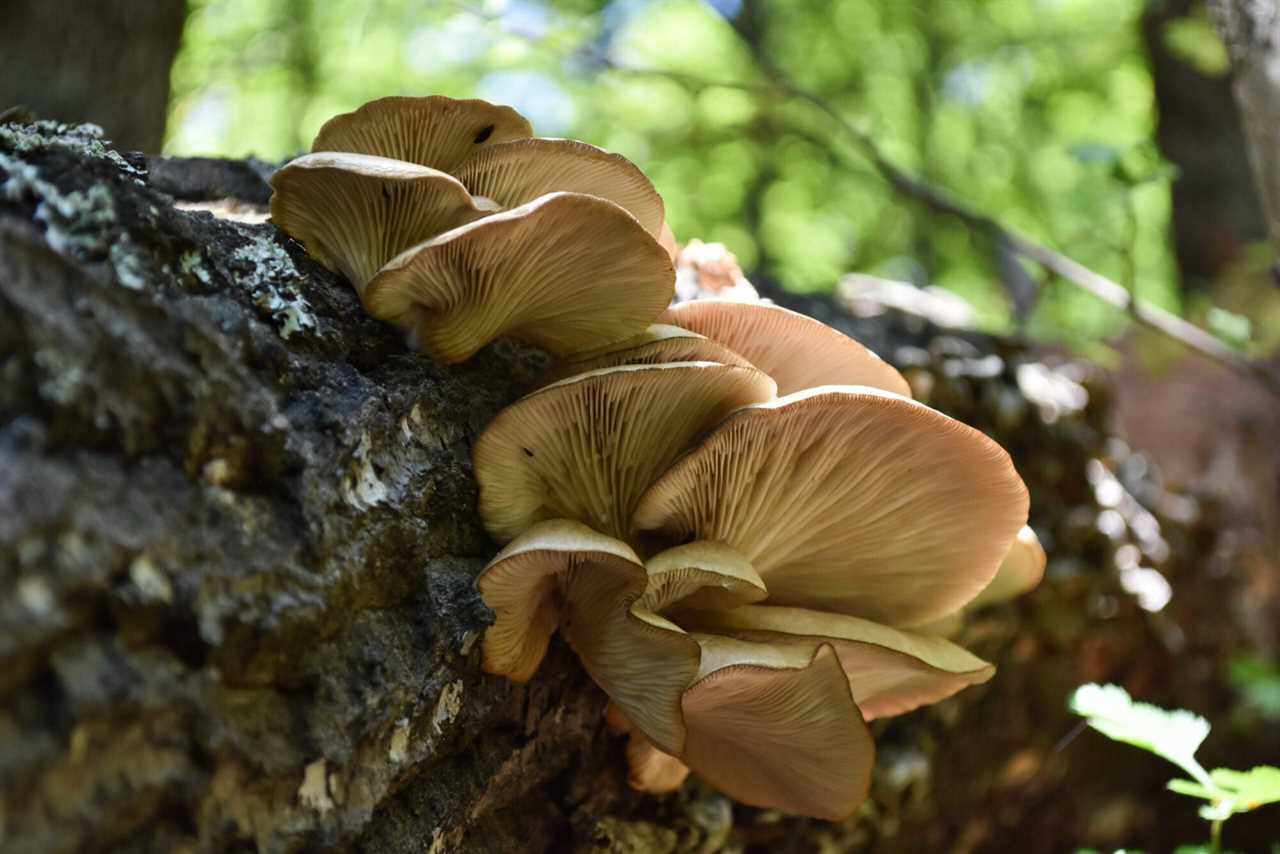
[0,0,187,153]
[1212,0,1280,257]
[1,120,1273,853]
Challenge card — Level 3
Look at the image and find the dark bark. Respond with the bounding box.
[1211,0,1280,258]
[1141,0,1268,286]
[0,120,1273,853]
[0,0,187,153]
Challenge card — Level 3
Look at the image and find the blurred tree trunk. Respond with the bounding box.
[1211,0,1280,258]
[0,0,187,153]
[1140,0,1267,287]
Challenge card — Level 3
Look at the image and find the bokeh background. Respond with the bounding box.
[4,1,1279,851]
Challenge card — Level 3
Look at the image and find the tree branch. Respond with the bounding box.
[604,61,1280,397]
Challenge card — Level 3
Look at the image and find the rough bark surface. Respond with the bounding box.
[1,122,1274,853]
[1212,0,1280,256]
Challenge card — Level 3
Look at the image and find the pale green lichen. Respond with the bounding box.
[229,239,317,340]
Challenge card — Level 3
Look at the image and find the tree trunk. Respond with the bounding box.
[1,120,1273,853]
[0,0,187,153]
[1212,0,1280,257]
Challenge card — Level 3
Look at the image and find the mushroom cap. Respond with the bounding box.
[364,192,676,364]
[474,361,777,543]
[625,733,691,794]
[536,324,758,386]
[640,541,767,615]
[686,605,994,720]
[311,95,533,172]
[680,637,874,820]
[632,386,1030,626]
[453,138,665,237]
[660,300,911,396]
[269,152,486,293]
[658,222,679,262]
[475,520,700,754]
[969,524,1046,608]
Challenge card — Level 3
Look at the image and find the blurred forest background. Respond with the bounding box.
[4,0,1280,851]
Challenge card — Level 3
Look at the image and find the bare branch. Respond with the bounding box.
[605,61,1280,397]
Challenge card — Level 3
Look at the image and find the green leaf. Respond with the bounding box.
[1170,766,1280,818]
[1210,767,1280,811]
[1069,684,1211,783]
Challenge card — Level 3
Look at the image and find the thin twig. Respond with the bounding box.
[604,61,1280,397]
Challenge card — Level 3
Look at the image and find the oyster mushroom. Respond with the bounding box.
[686,605,994,720]
[660,299,911,396]
[268,152,493,294]
[476,520,699,754]
[453,138,665,237]
[311,94,532,172]
[536,324,757,387]
[364,192,675,363]
[474,361,776,542]
[633,386,1029,626]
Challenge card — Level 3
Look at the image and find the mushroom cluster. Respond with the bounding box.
[269,95,1042,820]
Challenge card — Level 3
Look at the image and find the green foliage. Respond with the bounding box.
[1069,683,1280,854]
[1229,655,1280,720]
[168,0,1199,347]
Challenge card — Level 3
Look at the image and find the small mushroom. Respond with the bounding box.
[474,361,777,542]
[536,324,758,386]
[311,95,533,172]
[632,386,1029,626]
[476,520,699,754]
[969,524,1046,608]
[660,300,911,396]
[453,138,665,237]
[604,701,692,794]
[363,192,676,363]
[685,605,994,720]
[269,152,490,294]
[679,637,874,819]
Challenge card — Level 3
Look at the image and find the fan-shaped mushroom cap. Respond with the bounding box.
[453,138,665,237]
[633,386,1030,626]
[970,524,1046,608]
[269,152,488,293]
[364,192,676,363]
[660,300,911,396]
[474,362,777,543]
[536,325,757,386]
[311,95,532,172]
[658,222,679,261]
[639,541,767,614]
[686,605,994,720]
[476,520,699,754]
[680,637,874,819]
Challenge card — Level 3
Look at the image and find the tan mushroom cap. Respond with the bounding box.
[686,605,994,721]
[474,362,776,543]
[311,95,533,172]
[604,701,692,794]
[269,152,489,294]
[969,524,1046,609]
[633,386,1030,627]
[475,520,699,754]
[658,222,679,262]
[364,192,676,364]
[639,541,767,615]
[536,325,758,386]
[453,138,665,237]
[660,300,911,396]
[680,636,874,820]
